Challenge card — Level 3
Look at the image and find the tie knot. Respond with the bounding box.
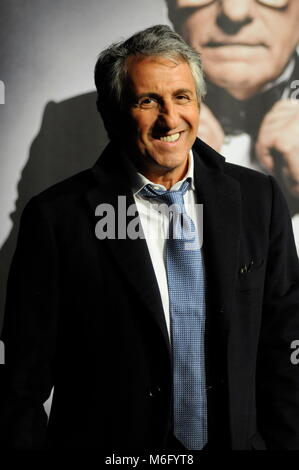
[139,179,191,209]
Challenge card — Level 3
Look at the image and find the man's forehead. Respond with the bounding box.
[125,55,187,78]
[125,56,196,93]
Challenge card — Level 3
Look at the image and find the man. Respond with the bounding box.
[166,0,299,217]
[1,24,299,450]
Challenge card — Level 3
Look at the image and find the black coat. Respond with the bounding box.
[2,138,299,450]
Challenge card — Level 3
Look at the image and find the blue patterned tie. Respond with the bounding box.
[140,179,207,450]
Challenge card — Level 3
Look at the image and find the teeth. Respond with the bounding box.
[159,132,180,142]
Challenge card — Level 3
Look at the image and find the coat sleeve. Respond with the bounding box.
[257,175,299,449]
[0,197,59,449]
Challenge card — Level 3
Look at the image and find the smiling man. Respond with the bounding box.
[1,25,299,451]
[166,0,299,217]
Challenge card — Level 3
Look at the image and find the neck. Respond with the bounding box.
[138,159,189,190]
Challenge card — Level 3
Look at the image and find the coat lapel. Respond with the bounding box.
[193,139,241,318]
[85,142,171,354]
[193,139,242,446]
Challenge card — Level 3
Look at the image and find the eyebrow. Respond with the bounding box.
[135,92,160,100]
[135,88,195,100]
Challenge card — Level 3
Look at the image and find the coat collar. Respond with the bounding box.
[192,139,242,448]
[192,138,241,316]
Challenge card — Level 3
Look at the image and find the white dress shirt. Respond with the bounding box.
[125,151,202,337]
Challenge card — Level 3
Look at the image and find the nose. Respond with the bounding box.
[217,0,254,35]
[157,100,180,130]
[221,0,253,21]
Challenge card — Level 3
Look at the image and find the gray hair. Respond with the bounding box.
[94,24,206,139]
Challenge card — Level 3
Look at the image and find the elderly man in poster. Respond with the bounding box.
[166,0,299,221]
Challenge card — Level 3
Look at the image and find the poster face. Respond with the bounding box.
[167,0,299,251]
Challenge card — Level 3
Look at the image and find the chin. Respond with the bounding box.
[207,64,271,97]
[153,154,186,170]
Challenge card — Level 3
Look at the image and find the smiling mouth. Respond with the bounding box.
[153,131,184,142]
[159,132,180,142]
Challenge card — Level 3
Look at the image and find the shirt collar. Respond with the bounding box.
[124,150,196,197]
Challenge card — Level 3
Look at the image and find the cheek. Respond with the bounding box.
[265,33,297,75]
[132,113,155,136]
[182,9,216,45]
[188,108,200,130]
[129,118,146,140]
[273,31,299,57]
[261,11,299,58]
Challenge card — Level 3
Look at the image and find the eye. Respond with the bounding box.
[175,94,190,103]
[137,97,158,109]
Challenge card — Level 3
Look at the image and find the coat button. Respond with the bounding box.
[217,308,225,317]
[148,385,161,398]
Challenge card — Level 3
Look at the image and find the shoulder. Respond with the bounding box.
[194,137,274,199]
[21,168,96,223]
[193,138,287,215]
[224,160,270,189]
[225,160,285,196]
[224,161,293,232]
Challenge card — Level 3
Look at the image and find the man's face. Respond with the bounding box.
[174,0,299,99]
[125,56,200,182]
